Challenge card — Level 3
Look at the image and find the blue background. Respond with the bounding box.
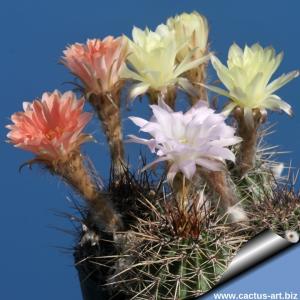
[0,0,299,299]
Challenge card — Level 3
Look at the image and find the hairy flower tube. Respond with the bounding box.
[122,24,210,101]
[167,11,208,63]
[63,37,129,174]
[62,36,128,95]
[205,43,299,122]
[7,90,92,161]
[128,100,241,183]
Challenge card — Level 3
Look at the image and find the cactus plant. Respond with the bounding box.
[6,10,300,300]
[106,185,248,300]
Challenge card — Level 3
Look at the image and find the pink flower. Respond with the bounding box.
[128,100,241,182]
[62,36,128,95]
[7,90,92,160]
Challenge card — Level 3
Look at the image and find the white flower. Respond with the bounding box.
[128,100,241,183]
[122,24,210,99]
[205,43,299,120]
[167,11,209,62]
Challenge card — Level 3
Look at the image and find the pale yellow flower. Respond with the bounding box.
[205,43,299,119]
[167,11,209,62]
[122,24,210,99]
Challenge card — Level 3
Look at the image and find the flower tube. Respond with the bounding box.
[62,37,128,174]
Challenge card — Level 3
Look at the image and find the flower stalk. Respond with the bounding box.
[187,61,209,104]
[172,173,191,211]
[234,107,266,177]
[148,87,176,108]
[89,92,125,175]
[50,150,123,231]
[199,169,247,222]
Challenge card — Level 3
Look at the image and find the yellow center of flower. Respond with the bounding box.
[179,137,188,144]
[45,127,62,141]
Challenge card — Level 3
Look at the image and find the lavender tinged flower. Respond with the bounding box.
[128,100,241,183]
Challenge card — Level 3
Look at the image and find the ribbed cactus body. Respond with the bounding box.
[109,219,243,300]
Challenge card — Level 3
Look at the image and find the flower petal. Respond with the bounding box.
[127,134,157,153]
[201,83,231,98]
[174,52,211,77]
[178,160,196,180]
[128,116,148,128]
[211,55,234,90]
[167,163,179,184]
[196,158,224,171]
[266,70,299,95]
[129,82,150,99]
[263,95,293,115]
[222,102,237,116]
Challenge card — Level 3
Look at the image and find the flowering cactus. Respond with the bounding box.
[6,10,300,300]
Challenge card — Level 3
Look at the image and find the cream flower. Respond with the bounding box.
[205,43,299,119]
[128,100,241,183]
[167,11,209,62]
[122,24,210,99]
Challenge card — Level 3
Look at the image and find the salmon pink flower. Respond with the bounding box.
[7,90,92,161]
[62,36,128,95]
[128,100,241,182]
